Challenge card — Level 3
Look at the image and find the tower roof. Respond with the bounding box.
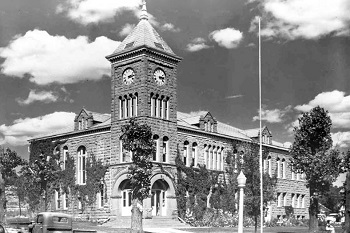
[112,1,176,56]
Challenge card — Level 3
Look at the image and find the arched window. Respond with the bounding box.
[204,144,208,167]
[213,147,218,170]
[153,135,160,161]
[276,157,281,178]
[120,139,132,163]
[162,136,169,163]
[192,142,197,167]
[282,158,286,179]
[77,146,86,185]
[183,141,189,166]
[62,146,68,170]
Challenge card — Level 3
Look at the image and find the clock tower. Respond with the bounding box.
[106,0,182,165]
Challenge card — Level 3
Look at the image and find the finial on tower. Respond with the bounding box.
[140,0,148,20]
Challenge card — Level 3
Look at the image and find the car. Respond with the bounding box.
[0,224,7,233]
[326,213,340,223]
[29,212,73,233]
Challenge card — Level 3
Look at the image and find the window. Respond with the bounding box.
[62,146,68,170]
[192,143,197,167]
[119,93,138,119]
[163,99,169,119]
[209,146,213,169]
[77,146,86,185]
[183,141,189,166]
[150,94,169,119]
[296,194,301,208]
[162,137,169,163]
[282,158,286,179]
[283,193,287,206]
[217,148,223,171]
[62,192,69,210]
[204,145,208,167]
[291,165,295,180]
[277,193,282,207]
[120,141,132,163]
[153,135,159,161]
[97,184,104,209]
[276,157,281,178]
[55,190,61,209]
[291,194,295,207]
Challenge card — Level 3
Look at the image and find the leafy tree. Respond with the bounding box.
[319,185,343,213]
[290,106,342,233]
[0,147,25,222]
[75,152,108,211]
[342,150,350,233]
[231,142,277,233]
[121,119,155,233]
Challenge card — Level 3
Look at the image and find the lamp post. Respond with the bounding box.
[237,171,247,233]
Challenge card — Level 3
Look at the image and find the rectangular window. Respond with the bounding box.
[210,149,213,169]
[121,99,125,118]
[150,97,154,116]
[302,195,305,208]
[55,190,61,209]
[291,194,295,207]
[277,160,281,178]
[191,147,195,166]
[126,98,130,118]
[163,100,168,119]
[153,98,157,117]
[296,194,300,208]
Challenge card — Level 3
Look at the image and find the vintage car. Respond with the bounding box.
[29,212,72,233]
[6,217,31,233]
[0,224,7,233]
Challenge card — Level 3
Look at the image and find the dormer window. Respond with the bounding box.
[78,118,88,130]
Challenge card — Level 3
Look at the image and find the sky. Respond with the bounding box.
[0,0,350,184]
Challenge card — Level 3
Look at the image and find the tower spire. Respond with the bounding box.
[140,0,148,21]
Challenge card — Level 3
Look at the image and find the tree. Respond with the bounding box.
[121,119,155,233]
[342,150,350,233]
[229,142,277,233]
[319,185,343,213]
[0,147,25,222]
[290,106,342,233]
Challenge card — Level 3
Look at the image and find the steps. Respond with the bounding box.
[102,216,189,229]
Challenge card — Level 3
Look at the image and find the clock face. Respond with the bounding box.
[154,69,166,86]
[122,68,135,85]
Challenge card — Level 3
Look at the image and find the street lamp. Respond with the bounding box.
[237,170,247,233]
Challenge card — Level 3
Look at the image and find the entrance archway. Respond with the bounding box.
[151,179,169,216]
[119,179,132,216]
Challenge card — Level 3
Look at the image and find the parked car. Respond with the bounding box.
[6,217,31,233]
[28,212,96,233]
[326,213,341,223]
[29,212,72,233]
[0,224,7,233]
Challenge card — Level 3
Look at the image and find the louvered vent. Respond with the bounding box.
[154,42,164,50]
[125,42,134,49]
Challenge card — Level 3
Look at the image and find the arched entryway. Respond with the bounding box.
[151,179,169,216]
[120,179,132,216]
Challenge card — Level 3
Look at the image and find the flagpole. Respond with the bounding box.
[259,16,264,233]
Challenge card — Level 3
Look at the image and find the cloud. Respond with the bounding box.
[253,105,292,123]
[250,0,350,40]
[160,23,180,32]
[186,37,210,52]
[119,23,136,37]
[0,29,120,85]
[226,95,243,99]
[17,90,59,105]
[0,112,75,146]
[332,131,350,148]
[295,90,350,128]
[57,0,141,25]
[209,28,243,49]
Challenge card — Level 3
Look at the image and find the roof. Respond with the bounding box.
[85,110,110,123]
[111,5,175,56]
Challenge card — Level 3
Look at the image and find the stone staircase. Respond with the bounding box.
[102,216,189,229]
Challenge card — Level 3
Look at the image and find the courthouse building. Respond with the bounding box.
[29,2,309,221]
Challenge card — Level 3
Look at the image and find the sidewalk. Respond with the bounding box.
[144,228,192,233]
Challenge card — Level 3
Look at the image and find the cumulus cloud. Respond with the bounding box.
[0,29,120,85]
[332,132,350,148]
[57,0,141,25]
[0,112,75,146]
[209,28,243,49]
[160,23,181,32]
[17,90,59,105]
[295,90,350,128]
[119,23,136,37]
[186,37,210,52]
[253,105,292,123]
[250,0,350,40]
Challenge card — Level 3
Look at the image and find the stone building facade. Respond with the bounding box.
[29,2,309,221]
